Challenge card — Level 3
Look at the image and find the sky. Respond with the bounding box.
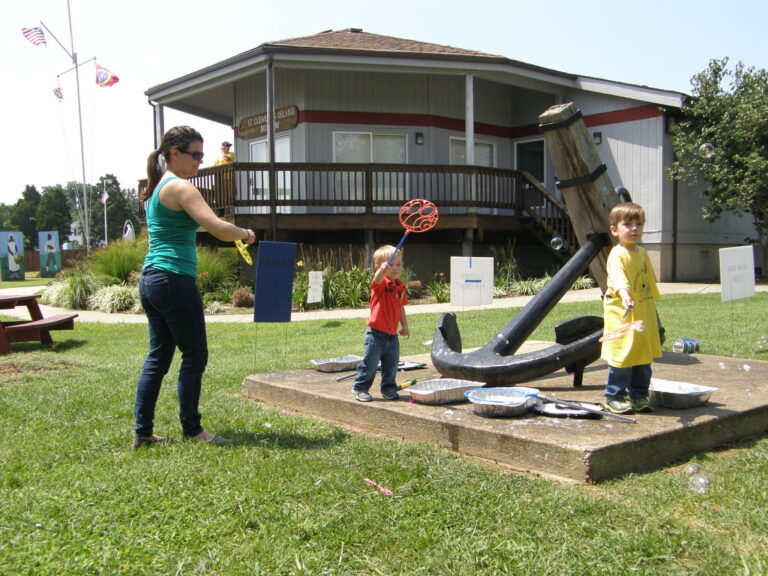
[2,0,766,206]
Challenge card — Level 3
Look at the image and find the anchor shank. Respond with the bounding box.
[486,233,608,355]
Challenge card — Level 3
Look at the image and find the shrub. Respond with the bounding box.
[88,284,140,313]
[426,272,450,303]
[232,286,254,308]
[196,247,238,295]
[91,240,146,283]
[41,267,113,310]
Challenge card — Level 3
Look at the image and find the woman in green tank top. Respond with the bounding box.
[132,126,256,450]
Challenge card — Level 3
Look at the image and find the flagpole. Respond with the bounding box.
[102,181,108,246]
[66,0,90,252]
[40,0,91,252]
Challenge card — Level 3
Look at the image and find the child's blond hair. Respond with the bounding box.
[373,245,400,267]
[609,202,645,227]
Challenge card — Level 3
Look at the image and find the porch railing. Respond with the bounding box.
[139,163,576,253]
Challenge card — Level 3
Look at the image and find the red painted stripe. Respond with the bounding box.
[294,105,662,139]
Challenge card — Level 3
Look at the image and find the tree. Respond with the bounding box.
[9,185,41,249]
[37,185,74,245]
[670,57,768,275]
[86,174,141,248]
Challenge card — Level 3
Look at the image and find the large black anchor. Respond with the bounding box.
[430,233,610,387]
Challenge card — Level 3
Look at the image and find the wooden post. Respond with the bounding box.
[538,102,619,292]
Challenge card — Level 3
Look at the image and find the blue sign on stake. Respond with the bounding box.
[253,241,297,322]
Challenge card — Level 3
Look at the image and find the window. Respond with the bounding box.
[449,138,495,167]
[333,132,407,205]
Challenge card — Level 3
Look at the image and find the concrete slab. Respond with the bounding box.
[243,347,768,484]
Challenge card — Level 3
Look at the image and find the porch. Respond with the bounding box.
[139,163,576,273]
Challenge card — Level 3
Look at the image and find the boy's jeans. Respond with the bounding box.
[352,328,400,396]
[604,364,652,399]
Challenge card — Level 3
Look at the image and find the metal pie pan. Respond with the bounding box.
[464,387,540,418]
[310,355,363,373]
[406,379,484,405]
[649,378,718,409]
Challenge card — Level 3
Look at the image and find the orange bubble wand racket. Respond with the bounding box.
[387,199,439,265]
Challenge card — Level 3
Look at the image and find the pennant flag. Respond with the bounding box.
[100,184,109,205]
[95,63,119,87]
[21,27,47,47]
[53,86,63,101]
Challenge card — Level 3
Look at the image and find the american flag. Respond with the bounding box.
[21,27,47,47]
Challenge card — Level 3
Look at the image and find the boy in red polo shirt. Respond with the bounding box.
[351,245,410,402]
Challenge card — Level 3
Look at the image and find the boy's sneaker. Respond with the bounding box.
[381,390,400,401]
[605,396,633,414]
[631,397,654,413]
[353,389,373,402]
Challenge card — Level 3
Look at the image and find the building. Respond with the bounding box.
[144,28,758,281]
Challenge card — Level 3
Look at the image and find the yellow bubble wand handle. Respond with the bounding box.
[234,240,253,265]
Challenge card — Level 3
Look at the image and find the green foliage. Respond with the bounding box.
[426,272,450,303]
[90,240,147,283]
[37,185,73,242]
[88,284,141,313]
[41,266,114,309]
[196,247,238,295]
[1,295,767,575]
[323,266,373,308]
[670,57,768,272]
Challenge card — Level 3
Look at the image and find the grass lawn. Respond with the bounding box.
[0,294,766,575]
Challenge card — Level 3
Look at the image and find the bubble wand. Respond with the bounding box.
[387,199,439,265]
[234,240,253,265]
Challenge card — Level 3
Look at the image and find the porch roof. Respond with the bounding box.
[145,28,685,126]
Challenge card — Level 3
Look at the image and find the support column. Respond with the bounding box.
[152,103,165,149]
[365,230,376,266]
[465,74,475,166]
[462,228,474,257]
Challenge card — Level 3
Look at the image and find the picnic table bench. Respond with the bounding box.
[0,294,78,355]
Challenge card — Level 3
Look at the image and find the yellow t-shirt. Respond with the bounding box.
[214,151,234,166]
[601,245,662,368]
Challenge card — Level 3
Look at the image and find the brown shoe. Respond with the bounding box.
[132,434,166,450]
[189,431,230,446]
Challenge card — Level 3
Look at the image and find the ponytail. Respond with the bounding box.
[142,126,203,202]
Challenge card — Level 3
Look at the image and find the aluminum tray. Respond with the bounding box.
[405,379,484,405]
[649,378,718,409]
[310,355,363,373]
[464,387,540,418]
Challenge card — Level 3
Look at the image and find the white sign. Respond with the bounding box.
[307,271,324,304]
[450,257,494,307]
[719,245,755,302]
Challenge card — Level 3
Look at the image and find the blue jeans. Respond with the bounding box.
[604,364,652,400]
[133,268,208,438]
[352,328,400,397]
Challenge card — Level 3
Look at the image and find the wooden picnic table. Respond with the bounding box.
[0,294,78,354]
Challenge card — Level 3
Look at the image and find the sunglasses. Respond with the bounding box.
[179,149,204,161]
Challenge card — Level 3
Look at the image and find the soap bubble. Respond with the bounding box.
[550,237,564,251]
[687,473,710,495]
[683,462,703,475]
[699,142,716,160]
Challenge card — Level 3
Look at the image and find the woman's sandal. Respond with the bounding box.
[132,434,166,450]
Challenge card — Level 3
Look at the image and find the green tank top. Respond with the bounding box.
[143,177,199,277]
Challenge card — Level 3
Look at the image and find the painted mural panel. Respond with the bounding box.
[0,231,25,281]
[38,231,62,278]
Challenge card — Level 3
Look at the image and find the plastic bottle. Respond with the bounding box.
[672,338,685,353]
[687,473,710,495]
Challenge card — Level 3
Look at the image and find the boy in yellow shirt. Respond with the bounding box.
[601,203,662,414]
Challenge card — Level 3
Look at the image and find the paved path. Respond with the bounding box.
[1,282,763,324]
